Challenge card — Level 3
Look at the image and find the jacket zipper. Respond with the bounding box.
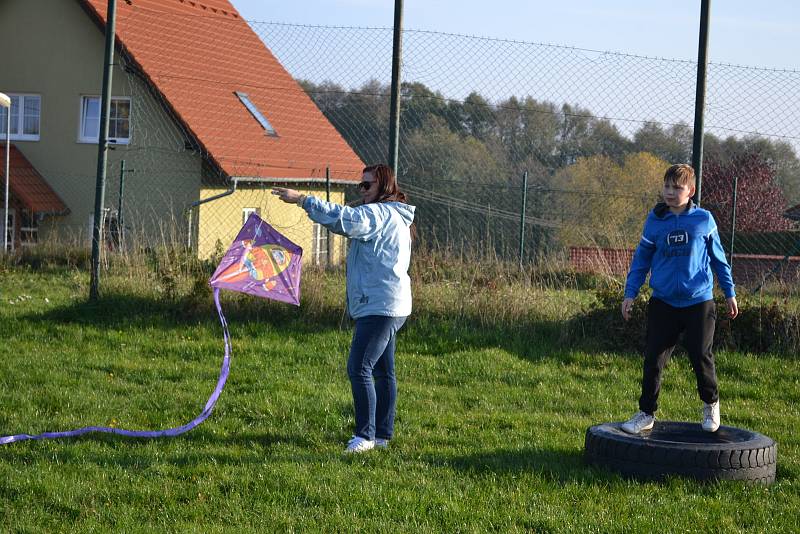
[674,210,680,298]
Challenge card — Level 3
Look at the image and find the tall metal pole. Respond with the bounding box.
[1,92,10,253]
[388,0,404,175]
[90,0,118,301]
[729,172,739,271]
[691,0,711,206]
[117,159,132,249]
[518,171,528,270]
[325,166,332,267]
[117,160,125,231]
[325,166,331,202]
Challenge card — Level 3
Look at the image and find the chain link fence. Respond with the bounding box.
[256,21,800,289]
[3,2,799,292]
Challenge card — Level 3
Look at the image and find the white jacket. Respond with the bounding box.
[302,196,415,318]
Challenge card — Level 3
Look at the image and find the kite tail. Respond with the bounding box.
[0,288,232,446]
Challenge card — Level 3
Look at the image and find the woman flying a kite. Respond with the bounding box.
[273,163,415,454]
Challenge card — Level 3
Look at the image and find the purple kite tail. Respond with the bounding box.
[0,288,231,446]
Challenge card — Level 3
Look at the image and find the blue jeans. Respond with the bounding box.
[347,315,407,441]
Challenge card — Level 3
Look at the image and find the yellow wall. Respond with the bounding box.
[197,186,346,264]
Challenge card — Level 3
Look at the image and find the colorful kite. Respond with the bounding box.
[209,213,302,305]
[0,213,302,445]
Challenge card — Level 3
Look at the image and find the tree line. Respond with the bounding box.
[302,79,800,257]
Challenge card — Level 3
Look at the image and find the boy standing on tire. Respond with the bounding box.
[621,164,738,434]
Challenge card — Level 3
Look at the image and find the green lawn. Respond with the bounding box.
[1,268,798,532]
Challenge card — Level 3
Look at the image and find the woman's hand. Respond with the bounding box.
[727,296,739,319]
[271,187,304,205]
[621,297,634,321]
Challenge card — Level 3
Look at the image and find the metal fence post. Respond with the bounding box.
[519,170,528,270]
[117,160,125,247]
[486,203,491,255]
[326,165,332,267]
[729,171,738,270]
[90,0,118,301]
[691,0,711,206]
[1,92,9,254]
[117,159,133,250]
[388,0,404,175]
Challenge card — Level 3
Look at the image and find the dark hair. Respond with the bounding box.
[362,163,415,242]
[664,164,695,189]
[363,164,408,204]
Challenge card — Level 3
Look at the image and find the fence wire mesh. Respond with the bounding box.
[2,2,799,292]
[255,21,800,289]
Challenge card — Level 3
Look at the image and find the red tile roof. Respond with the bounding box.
[81,0,364,182]
[0,144,69,214]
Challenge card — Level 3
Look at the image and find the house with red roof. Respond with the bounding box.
[0,0,364,259]
[0,145,69,250]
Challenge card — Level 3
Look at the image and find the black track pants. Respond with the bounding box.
[638,297,718,415]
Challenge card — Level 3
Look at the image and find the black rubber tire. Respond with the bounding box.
[584,421,777,484]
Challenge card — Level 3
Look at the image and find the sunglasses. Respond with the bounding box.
[358,181,375,191]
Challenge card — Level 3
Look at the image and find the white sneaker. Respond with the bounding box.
[621,410,655,434]
[344,435,375,454]
[375,438,389,449]
[702,401,720,432]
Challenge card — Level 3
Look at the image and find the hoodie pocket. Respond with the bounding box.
[649,269,671,297]
[678,269,711,299]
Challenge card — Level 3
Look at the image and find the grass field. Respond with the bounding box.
[1,267,799,532]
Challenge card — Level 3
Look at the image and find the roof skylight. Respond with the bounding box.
[235,91,277,136]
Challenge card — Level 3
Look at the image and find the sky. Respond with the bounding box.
[229,0,800,70]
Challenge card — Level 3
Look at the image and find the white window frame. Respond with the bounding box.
[312,222,328,265]
[242,207,261,225]
[0,94,41,141]
[78,95,132,145]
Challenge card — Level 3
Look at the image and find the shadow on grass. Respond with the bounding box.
[16,290,345,335]
[402,306,642,365]
[0,429,320,467]
[438,446,797,486]
[15,290,558,349]
[426,446,615,484]
[15,288,634,365]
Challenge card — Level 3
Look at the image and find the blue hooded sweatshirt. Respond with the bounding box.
[624,201,735,307]
[302,196,415,319]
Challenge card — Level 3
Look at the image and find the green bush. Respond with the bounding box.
[565,286,649,353]
[571,288,800,355]
[715,294,800,353]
